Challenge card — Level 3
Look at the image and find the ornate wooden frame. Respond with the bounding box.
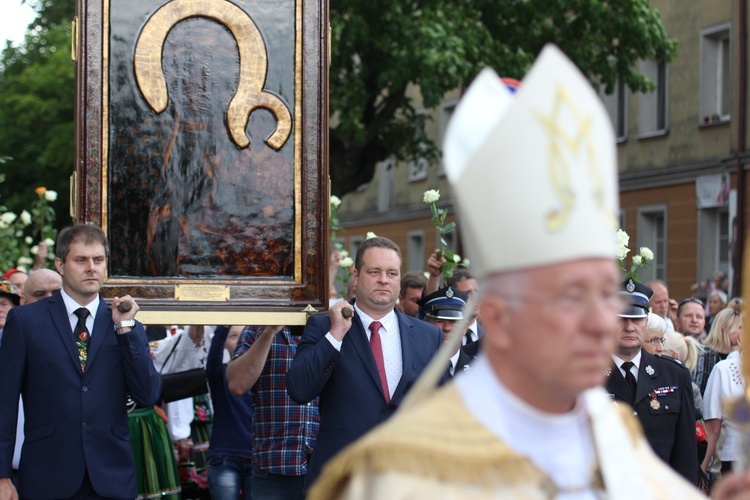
[73,0,329,324]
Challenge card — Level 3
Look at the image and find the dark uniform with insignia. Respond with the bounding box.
[418,286,475,377]
[606,278,697,484]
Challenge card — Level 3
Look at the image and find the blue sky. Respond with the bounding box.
[1,1,36,47]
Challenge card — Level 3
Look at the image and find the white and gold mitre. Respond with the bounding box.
[443,44,619,277]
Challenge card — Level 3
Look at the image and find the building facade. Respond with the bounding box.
[336,0,748,300]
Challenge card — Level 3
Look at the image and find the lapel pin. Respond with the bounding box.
[645,365,655,376]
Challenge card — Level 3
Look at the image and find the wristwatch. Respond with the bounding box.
[114,319,136,333]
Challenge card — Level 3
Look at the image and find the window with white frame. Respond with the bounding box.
[700,24,731,124]
[437,101,457,176]
[600,79,627,141]
[407,230,425,272]
[408,110,429,182]
[637,206,667,282]
[698,206,731,281]
[638,59,668,136]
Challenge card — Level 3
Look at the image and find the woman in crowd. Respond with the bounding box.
[693,307,742,395]
[664,331,705,416]
[706,291,728,334]
[643,313,667,355]
[701,308,743,476]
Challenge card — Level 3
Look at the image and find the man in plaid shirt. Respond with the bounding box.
[226,325,319,499]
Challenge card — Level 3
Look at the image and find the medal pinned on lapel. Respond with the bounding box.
[645,365,655,376]
[650,398,661,410]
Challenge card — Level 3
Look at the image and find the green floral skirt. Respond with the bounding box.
[129,406,182,500]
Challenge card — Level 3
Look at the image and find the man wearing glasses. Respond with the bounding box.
[606,278,697,484]
[676,297,707,341]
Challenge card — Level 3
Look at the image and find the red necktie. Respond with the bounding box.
[369,321,390,403]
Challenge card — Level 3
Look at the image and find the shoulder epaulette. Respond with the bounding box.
[655,353,689,371]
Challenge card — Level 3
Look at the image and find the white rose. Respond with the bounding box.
[639,247,654,261]
[462,259,470,267]
[16,265,27,274]
[25,236,33,244]
[632,255,643,265]
[30,245,39,255]
[20,210,31,225]
[44,238,55,247]
[366,232,377,239]
[422,189,440,204]
[615,229,630,247]
[339,249,349,259]
[330,195,342,209]
[0,212,17,224]
[616,246,629,260]
[615,229,630,260]
[17,256,33,266]
[44,190,58,201]
[453,254,461,263]
[339,256,354,268]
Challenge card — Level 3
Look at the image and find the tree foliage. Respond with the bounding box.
[329,0,676,196]
[0,0,75,223]
[0,0,676,205]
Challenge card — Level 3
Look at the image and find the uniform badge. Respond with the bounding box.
[626,279,635,292]
[645,365,655,376]
[446,287,454,298]
[604,367,611,377]
[462,364,471,373]
[650,398,660,410]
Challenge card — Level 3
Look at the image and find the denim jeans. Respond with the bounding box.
[207,455,253,500]
[249,465,305,500]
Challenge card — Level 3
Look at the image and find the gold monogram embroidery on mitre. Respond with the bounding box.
[134,0,292,150]
[534,85,617,231]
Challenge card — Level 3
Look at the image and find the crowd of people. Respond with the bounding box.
[3,44,750,500]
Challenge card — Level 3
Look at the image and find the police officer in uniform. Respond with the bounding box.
[418,286,475,377]
[606,278,697,484]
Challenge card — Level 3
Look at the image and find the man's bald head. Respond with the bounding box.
[647,280,670,319]
[23,269,63,304]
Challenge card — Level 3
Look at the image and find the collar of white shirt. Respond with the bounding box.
[611,350,642,381]
[354,303,399,339]
[60,288,100,337]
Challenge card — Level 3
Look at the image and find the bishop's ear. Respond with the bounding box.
[478,295,514,351]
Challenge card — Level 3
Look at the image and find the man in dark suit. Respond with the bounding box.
[286,236,444,487]
[418,286,475,376]
[0,224,162,499]
[606,278,697,484]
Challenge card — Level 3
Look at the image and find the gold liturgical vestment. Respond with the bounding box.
[309,383,705,500]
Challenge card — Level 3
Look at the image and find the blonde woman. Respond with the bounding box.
[664,331,704,416]
[693,307,743,396]
[701,308,743,475]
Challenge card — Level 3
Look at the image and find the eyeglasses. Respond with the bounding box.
[646,337,665,346]
[679,297,704,307]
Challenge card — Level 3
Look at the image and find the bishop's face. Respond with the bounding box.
[481,258,621,413]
